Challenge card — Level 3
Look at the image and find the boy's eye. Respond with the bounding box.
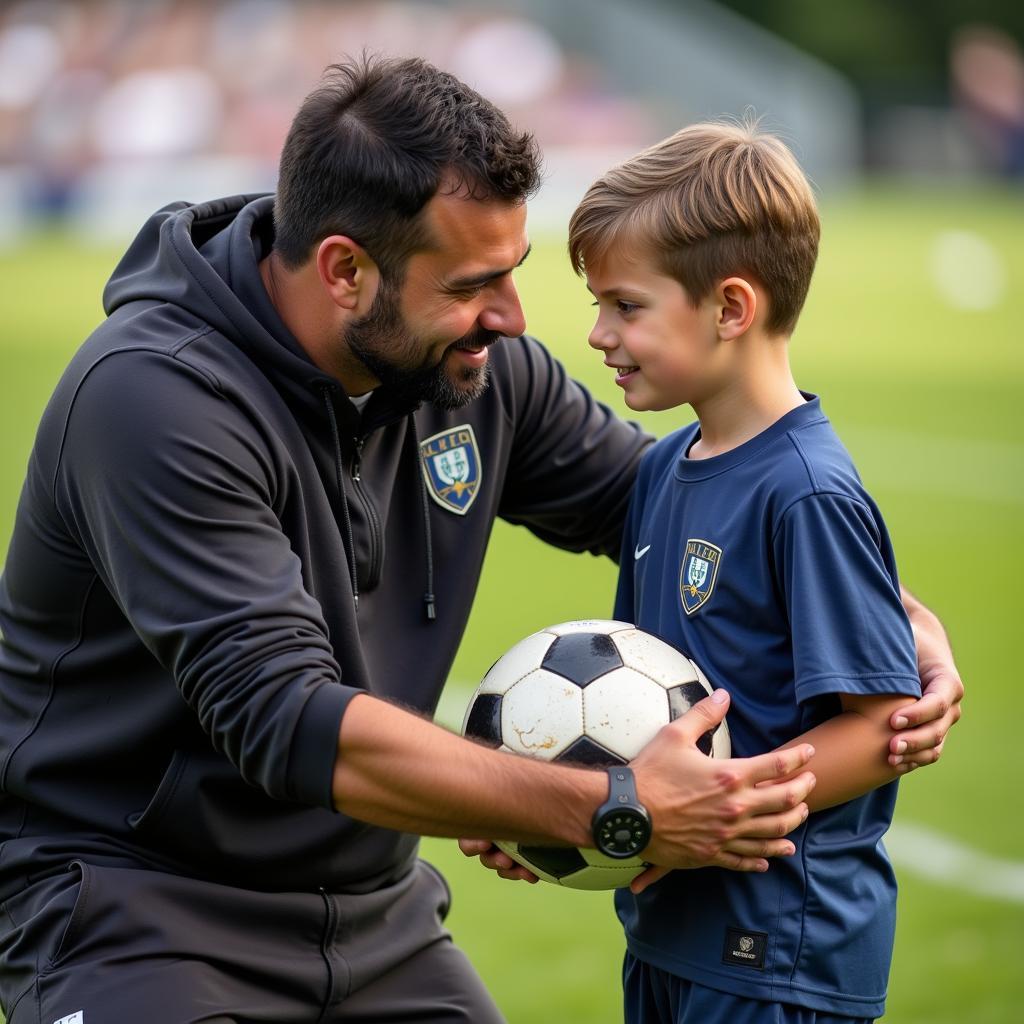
[590,299,640,315]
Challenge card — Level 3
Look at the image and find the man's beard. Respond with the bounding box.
[344,279,498,411]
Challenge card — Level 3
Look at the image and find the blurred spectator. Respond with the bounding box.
[452,16,565,106]
[951,24,1024,177]
[0,0,657,237]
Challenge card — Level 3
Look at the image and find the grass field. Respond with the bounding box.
[1,184,1022,1022]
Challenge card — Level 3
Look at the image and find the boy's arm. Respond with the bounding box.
[892,585,963,771]
[779,692,917,810]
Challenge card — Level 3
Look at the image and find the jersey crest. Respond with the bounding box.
[679,539,722,615]
[419,424,481,515]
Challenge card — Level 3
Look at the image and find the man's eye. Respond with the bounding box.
[617,300,639,315]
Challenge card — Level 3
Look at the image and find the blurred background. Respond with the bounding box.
[1,1,1022,1022]
[2,0,1023,239]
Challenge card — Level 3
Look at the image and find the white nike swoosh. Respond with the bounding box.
[634,544,651,560]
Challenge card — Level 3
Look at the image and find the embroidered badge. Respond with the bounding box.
[679,538,722,615]
[419,424,481,515]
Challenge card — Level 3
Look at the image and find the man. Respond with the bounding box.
[0,56,960,1023]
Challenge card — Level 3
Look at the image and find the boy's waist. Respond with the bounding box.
[616,801,900,1010]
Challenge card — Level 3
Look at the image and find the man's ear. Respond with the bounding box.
[315,236,381,312]
[716,277,757,340]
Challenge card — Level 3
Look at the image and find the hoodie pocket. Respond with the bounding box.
[126,749,191,834]
[122,745,354,887]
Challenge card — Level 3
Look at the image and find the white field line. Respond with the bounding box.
[887,821,1024,903]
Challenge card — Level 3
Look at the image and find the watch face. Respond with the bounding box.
[595,809,652,859]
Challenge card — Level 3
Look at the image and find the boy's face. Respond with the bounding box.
[585,252,720,412]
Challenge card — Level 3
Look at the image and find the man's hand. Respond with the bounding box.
[629,689,814,892]
[892,588,964,772]
[459,691,813,894]
[888,661,963,772]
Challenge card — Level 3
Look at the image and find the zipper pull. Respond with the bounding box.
[351,437,364,482]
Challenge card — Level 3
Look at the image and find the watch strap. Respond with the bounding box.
[606,765,638,807]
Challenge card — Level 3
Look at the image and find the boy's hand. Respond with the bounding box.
[458,838,539,883]
[893,587,964,772]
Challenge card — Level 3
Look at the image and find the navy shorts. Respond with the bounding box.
[623,953,874,1024]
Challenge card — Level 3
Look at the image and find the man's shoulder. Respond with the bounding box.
[488,332,556,379]
[69,298,220,382]
[44,313,267,467]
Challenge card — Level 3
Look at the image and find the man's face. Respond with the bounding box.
[345,191,530,410]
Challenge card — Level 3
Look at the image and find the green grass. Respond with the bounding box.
[2,185,1022,1022]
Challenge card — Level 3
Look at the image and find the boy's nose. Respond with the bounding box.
[588,321,614,351]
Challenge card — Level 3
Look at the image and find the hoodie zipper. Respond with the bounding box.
[350,435,383,591]
[320,384,433,619]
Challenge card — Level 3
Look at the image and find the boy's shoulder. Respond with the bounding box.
[638,399,873,511]
[782,413,866,504]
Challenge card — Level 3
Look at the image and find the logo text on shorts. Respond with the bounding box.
[722,927,767,970]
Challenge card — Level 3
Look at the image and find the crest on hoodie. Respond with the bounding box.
[419,425,481,515]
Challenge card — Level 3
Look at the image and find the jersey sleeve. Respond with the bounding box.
[54,349,355,810]
[773,492,920,704]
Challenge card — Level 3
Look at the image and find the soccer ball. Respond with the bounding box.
[461,619,730,890]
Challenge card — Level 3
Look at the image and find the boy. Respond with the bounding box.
[567,122,921,1023]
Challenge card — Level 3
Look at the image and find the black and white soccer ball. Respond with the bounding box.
[461,619,731,890]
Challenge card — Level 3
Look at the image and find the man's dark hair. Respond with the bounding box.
[274,55,543,278]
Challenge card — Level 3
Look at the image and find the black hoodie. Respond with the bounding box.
[0,195,649,897]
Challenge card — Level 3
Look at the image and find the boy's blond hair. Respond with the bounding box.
[568,121,820,336]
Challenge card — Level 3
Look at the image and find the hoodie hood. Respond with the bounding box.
[100,194,431,613]
[102,193,413,434]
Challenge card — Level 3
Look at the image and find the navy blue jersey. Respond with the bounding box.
[613,397,920,1019]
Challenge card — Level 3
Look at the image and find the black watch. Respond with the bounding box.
[591,766,652,859]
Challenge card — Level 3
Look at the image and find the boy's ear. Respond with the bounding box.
[716,277,757,340]
[315,236,381,313]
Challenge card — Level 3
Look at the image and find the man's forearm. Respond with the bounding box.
[334,692,599,846]
[333,690,817,874]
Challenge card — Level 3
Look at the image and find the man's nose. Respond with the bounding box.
[480,278,527,338]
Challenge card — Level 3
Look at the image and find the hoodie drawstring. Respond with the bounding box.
[406,413,437,621]
[319,385,359,610]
